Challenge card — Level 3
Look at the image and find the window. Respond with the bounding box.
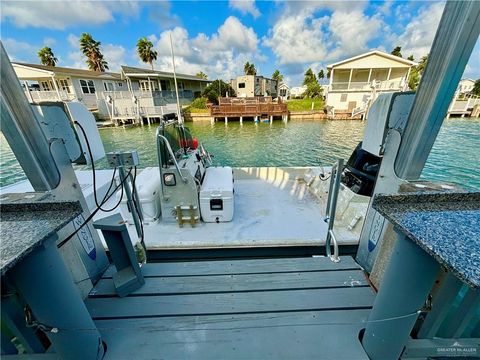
[140,80,150,92]
[103,82,114,91]
[178,81,185,91]
[80,79,95,94]
[40,81,50,91]
[340,93,348,102]
[59,79,71,93]
[160,80,170,91]
[238,82,246,88]
[117,82,123,87]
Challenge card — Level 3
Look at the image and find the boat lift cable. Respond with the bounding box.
[73,121,120,211]
[57,167,132,249]
[131,166,146,251]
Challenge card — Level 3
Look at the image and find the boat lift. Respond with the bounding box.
[0,1,479,358]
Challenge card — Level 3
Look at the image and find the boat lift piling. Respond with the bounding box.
[360,1,480,359]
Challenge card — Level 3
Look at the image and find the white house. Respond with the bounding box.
[326,50,417,113]
[13,63,210,122]
[457,78,475,94]
[289,85,307,99]
[278,82,290,101]
[13,62,124,110]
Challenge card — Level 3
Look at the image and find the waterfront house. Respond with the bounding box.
[230,75,278,98]
[325,50,417,115]
[457,78,476,95]
[278,82,290,101]
[12,63,210,123]
[289,85,307,99]
[12,62,124,110]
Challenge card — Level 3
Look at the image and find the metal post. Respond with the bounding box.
[395,1,480,180]
[118,166,142,240]
[169,33,183,124]
[9,235,104,360]
[0,42,60,190]
[362,233,440,360]
[325,159,343,262]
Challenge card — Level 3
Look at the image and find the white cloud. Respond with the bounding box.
[67,34,79,48]
[145,16,262,80]
[229,0,260,18]
[43,37,56,47]
[1,1,139,30]
[2,38,38,63]
[395,2,445,60]
[103,44,127,72]
[263,3,382,66]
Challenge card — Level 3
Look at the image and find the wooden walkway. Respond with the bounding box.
[210,97,288,122]
[86,256,375,359]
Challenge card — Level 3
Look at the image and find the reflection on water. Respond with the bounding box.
[1,118,479,190]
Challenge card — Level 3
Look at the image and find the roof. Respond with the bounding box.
[327,50,417,69]
[121,66,210,82]
[12,62,122,79]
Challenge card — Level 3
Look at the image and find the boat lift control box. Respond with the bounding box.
[117,167,161,223]
[200,167,234,223]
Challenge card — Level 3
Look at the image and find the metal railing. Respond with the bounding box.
[24,90,75,102]
[324,159,344,262]
[330,80,403,91]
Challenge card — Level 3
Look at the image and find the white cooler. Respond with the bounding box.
[200,167,234,223]
[117,167,161,223]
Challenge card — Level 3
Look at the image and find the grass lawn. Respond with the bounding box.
[286,98,324,112]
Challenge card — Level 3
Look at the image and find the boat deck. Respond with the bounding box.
[86,255,374,359]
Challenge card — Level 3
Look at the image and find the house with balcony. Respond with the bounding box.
[12,62,125,110]
[96,66,210,122]
[12,63,210,124]
[325,50,417,115]
[230,75,278,98]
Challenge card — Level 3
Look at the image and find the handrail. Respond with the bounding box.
[324,158,344,262]
[156,131,188,184]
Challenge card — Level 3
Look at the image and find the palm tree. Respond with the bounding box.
[303,68,317,85]
[244,62,256,75]
[391,46,402,58]
[137,37,158,70]
[79,33,109,72]
[272,69,283,83]
[37,47,58,66]
[318,70,325,80]
[196,71,208,79]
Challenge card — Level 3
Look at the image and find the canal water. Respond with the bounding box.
[1,118,479,190]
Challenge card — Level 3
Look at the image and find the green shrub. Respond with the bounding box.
[190,97,207,109]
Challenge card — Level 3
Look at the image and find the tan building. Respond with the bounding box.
[326,50,417,113]
[12,62,124,110]
[231,75,278,97]
[457,78,475,94]
[12,62,209,122]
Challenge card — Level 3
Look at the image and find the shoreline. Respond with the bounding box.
[184,111,364,122]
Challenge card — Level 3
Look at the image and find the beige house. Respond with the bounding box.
[231,75,278,97]
[12,63,210,123]
[278,82,290,101]
[457,78,475,94]
[326,50,417,113]
[13,62,124,110]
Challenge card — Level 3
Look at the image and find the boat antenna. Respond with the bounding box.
[169,32,183,124]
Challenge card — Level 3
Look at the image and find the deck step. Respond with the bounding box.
[101,255,361,278]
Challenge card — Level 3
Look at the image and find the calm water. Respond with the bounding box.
[1,118,479,190]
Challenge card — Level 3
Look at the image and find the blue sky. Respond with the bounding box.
[1,0,479,85]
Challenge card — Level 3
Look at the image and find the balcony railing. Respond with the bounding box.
[330,80,404,91]
[24,90,75,102]
[100,90,194,101]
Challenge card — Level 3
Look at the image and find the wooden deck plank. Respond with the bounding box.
[95,311,370,359]
[102,256,361,278]
[86,287,375,319]
[91,269,368,297]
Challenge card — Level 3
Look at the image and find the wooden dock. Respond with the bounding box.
[210,97,289,124]
[86,256,375,359]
